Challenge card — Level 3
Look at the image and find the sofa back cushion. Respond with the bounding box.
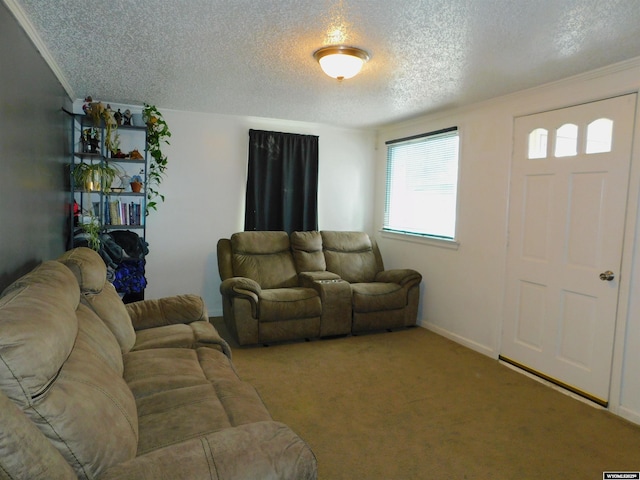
[0,262,79,407]
[291,231,326,272]
[230,232,298,288]
[321,231,382,283]
[58,247,136,354]
[0,388,77,479]
[0,261,138,479]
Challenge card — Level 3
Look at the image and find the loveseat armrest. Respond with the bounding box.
[299,271,352,337]
[375,268,422,287]
[220,277,262,297]
[99,421,317,480]
[220,277,262,321]
[298,270,341,287]
[126,294,208,330]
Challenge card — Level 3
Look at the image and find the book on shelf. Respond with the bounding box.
[109,200,142,226]
[109,201,121,225]
[104,198,110,225]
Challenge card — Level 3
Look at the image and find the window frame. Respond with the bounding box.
[383,126,461,245]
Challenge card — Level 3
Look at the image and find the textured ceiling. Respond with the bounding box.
[8,0,640,128]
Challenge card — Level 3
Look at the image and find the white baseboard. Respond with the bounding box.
[615,406,640,426]
[419,320,496,358]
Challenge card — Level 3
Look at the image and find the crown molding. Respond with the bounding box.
[5,0,75,99]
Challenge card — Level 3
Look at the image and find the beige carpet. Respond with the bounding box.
[212,318,640,479]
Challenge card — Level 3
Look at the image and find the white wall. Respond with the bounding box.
[142,58,640,425]
[144,110,376,317]
[375,58,640,424]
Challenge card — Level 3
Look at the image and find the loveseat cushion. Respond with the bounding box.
[321,231,381,283]
[291,230,326,272]
[351,282,406,312]
[231,231,298,288]
[259,287,322,321]
[0,261,138,479]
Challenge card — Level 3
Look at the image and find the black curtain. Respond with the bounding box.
[244,129,319,233]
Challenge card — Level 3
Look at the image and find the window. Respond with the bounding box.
[554,123,578,157]
[525,118,614,159]
[528,128,548,159]
[384,127,459,240]
[586,118,613,154]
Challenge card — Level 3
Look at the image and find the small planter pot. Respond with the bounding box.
[130,181,143,193]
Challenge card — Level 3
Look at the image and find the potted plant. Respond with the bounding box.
[130,173,143,193]
[73,161,121,192]
[83,97,120,157]
[143,104,171,214]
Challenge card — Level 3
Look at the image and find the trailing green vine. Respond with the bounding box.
[143,104,171,215]
[80,216,102,251]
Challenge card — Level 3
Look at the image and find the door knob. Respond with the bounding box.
[599,271,615,281]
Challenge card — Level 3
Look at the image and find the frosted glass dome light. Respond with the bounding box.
[313,45,370,80]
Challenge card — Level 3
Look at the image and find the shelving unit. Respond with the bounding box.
[67,106,149,301]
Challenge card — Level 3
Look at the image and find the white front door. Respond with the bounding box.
[501,94,636,406]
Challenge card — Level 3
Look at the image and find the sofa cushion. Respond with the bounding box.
[132,322,213,350]
[124,347,272,455]
[58,247,136,354]
[84,281,137,354]
[291,230,326,272]
[259,287,322,321]
[231,231,298,288]
[0,389,77,480]
[0,262,78,408]
[99,421,317,480]
[124,348,212,399]
[56,246,106,294]
[321,231,380,283]
[351,282,406,312]
[0,261,138,479]
[126,293,208,330]
[76,302,124,375]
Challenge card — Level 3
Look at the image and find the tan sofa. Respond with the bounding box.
[217,231,422,345]
[0,247,317,480]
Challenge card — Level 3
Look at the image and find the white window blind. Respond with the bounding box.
[384,127,459,239]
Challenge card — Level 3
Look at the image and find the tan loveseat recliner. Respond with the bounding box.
[318,231,422,333]
[217,231,326,345]
[0,247,317,480]
[217,231,422,345]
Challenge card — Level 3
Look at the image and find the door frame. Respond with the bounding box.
[499,93,640,413]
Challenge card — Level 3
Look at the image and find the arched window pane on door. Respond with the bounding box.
[586,118,613,154]
[528,128,548,159]
[555,123,578,157]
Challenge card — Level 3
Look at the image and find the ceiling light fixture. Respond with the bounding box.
[313,45,370,80]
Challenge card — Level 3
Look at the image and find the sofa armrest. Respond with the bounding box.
[375,269,422,287]
[126,294,208,330]
[99,421,317,480]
